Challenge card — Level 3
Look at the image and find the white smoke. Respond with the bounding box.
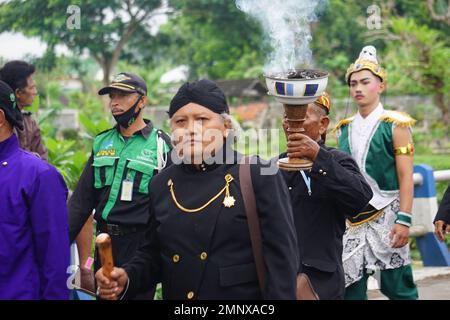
[236,0,323,75]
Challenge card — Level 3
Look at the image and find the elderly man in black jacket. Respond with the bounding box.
[279,93,373,300]
[96,79,298,300]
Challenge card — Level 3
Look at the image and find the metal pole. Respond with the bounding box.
[414,169,450,186]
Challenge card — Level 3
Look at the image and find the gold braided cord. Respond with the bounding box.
[351,208,379,220]
[170,184,227,213]
[347,209,384,227]
[110,83,135,90]
[169,174,234,213]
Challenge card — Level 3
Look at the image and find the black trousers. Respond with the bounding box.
[94,229,156,300]
[301,265,345,300]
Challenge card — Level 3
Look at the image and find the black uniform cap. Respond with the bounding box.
[169,79,229,118]
[98,72,147,96]
[0,80,23,130]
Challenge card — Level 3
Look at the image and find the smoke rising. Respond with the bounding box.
[236,0,324,75]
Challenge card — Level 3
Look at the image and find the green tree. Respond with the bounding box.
[384,18,450,125]
[311,0,389,90]
[0,0,168,86]
[45,138,88,191]
[158,0,265,80]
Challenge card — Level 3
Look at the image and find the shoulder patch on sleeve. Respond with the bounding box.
[380,110,416,128]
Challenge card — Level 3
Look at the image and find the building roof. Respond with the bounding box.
[231,102,269,122]
[216,78,267,98]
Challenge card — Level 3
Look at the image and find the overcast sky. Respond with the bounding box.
[0,0,170,60]
[0,22,168,61]
[0,32,48,60]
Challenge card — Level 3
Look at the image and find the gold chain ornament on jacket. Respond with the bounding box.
[168,174,236,213]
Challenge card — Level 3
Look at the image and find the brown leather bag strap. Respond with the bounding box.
[239,156,266,293]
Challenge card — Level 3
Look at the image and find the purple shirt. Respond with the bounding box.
[0,134,70,300]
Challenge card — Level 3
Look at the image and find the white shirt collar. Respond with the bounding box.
[351,102,384,164]
[350,102,398,209]
[354,103,384,124]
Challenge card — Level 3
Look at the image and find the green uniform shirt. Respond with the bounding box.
[68,120,171,241]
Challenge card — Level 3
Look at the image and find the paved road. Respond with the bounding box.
[369,274,450,300]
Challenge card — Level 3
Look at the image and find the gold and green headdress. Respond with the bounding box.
[345,45,387,85]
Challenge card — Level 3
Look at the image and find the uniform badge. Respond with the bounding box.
[113,74,131,83]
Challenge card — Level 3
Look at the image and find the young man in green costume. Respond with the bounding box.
[334,46,418,300]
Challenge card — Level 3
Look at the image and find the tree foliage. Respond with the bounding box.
[0,0,166,84]
[385,17,450,124]
[158,0,266,80]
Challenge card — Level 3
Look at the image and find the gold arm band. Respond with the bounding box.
[394,143,414,156]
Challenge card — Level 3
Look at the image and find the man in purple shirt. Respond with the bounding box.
[0,80,70,300]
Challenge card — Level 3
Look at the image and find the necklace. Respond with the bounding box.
[168,174,236,213]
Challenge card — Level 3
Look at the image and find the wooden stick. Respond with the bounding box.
[95,233,114,279]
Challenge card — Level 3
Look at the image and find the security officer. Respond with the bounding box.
[279,93,373,299]
[68,73,171,299]
[95,79,298,300]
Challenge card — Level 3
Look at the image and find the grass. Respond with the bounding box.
[415,154,450,170]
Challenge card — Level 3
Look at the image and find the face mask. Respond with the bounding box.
[113,95,142,128]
